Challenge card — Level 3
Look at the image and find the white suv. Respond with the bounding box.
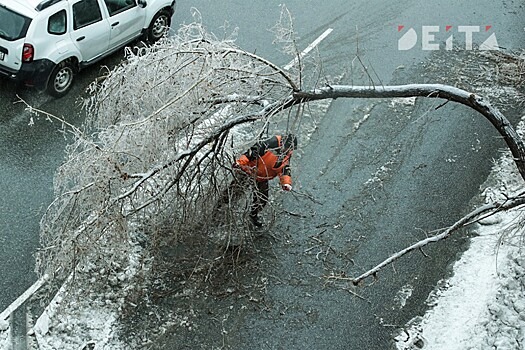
[0,0,175,97]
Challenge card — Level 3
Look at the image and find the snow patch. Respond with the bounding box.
[0,320,8,350]
[35,306,120,350]
[390,97,417,107]
[395,115,525,350]
[352,113,371,132]
[394,284,414,309]
[394,221,510,350]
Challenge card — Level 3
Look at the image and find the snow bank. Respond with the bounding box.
[0,319,8,350]
[32,272,128,350]
[395,119,525,350]
[35,306,120,350]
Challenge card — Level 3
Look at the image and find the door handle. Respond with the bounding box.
[112,22,120,27]
[76,36,85,42]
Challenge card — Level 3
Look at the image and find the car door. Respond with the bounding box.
[102,0,144,49]
[69,0,111,63]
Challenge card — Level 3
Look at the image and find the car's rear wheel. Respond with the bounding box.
[147,10,171,43]
[47,61,74,98]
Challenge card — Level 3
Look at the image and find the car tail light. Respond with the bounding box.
[22,44,34,62]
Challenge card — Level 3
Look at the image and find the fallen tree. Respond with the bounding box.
[34,12,525,291]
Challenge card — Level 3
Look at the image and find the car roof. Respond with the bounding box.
[0,0,37,17]
[0,0,65,17]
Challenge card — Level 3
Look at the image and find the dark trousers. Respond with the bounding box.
[251,180,269,218]
[218,173,269,218]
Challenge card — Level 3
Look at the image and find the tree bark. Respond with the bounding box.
[293,84,525,181]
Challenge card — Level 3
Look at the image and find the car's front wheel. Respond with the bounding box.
[47,61,74,98]
[147,10,171,43]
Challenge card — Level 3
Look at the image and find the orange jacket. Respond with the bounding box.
[236,135,293,185]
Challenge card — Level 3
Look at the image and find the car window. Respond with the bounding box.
[73,0,103,30]
[0,6,32,41]
[48,10,67,35]
[104,0,136,16]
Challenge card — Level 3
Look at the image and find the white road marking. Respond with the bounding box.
[283,28,333,70]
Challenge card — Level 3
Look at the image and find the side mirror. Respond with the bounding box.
[138,0,147,8]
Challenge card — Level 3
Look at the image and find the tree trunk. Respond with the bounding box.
[293,84,525,181]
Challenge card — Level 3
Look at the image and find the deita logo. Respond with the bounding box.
[398,25,499,51]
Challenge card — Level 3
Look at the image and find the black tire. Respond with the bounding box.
[147,10,171,43]
[47,61,74,98]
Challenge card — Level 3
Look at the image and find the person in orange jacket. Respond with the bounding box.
[233,133,297,227]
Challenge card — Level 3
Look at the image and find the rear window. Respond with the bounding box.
[0,5,32,41]
[48,10,66,35]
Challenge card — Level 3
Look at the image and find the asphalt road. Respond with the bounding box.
[0,0,524,349]
[0,55,121,311]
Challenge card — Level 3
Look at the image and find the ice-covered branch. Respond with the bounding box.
[351,195,525,285]
[294,84,525,181]
[209,94,270,107]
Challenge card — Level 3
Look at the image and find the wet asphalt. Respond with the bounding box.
[0,57,120,311]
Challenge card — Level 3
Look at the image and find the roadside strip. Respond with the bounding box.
[0,275,48,322]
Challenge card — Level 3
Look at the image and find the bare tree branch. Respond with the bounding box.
[351,195,525,285]
[293,84,525,181]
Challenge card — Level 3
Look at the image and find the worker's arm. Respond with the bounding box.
[279,154,293,191]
